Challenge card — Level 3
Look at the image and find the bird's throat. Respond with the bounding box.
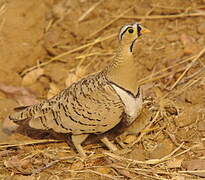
[105,44,140,95]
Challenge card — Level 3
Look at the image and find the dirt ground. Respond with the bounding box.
[0,0,205,179]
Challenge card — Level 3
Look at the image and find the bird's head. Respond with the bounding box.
[118,23,150,52]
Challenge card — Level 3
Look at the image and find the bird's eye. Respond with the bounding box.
[128,28,134,33]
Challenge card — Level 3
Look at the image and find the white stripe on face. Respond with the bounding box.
[118,23,140,40]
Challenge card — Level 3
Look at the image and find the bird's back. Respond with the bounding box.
[9,72,125,135]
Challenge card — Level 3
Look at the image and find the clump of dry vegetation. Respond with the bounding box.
[0,0,205,179]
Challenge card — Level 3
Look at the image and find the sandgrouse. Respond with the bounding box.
[9,23,150,157]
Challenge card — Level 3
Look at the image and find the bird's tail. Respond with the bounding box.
[9,101,51,130]
[9,105,33,125]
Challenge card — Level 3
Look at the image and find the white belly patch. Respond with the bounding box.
[111,84,142,120]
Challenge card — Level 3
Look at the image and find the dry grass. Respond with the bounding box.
[0,0,205,179]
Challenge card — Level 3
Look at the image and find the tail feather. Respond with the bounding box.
[14,106,30,112]
[9,102,50,130]
[9,115,31,125]
[9,105,32,124]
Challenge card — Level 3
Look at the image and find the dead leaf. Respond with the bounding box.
[52,1,69,19]
[180,34,199,55]
[197,22,205,34]
[147,139,174,159]
[182,159,205,177]
[65,67,87,87]
[2,116,19,135]
[47,83,60,99]
[111,164,134,179]
[22,68,44,86]
[0,84,28,94]
[4,156,32,174]
[0,84,38,105]
[65,70,79,87]
[198,121,205,131]
[175,106,198,128]
[180,33,195,46]
[166,158,184,168]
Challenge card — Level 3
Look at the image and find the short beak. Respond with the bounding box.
[141,27,151,34]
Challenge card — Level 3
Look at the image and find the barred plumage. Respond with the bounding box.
[9,23,150,157]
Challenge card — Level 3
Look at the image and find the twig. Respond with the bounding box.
[178,66,205,85]
[157,65,204,101]
[134,171,168,180]
[66,169,119,180]
[140,8,154,24]
[111,164,167,180]
[111,164,190,179]
[158,142,185,161]
[164,130,189,150]
[0,139,63,149]
[0,1,6,17]
[169,76,203,99]
[75,52,113,59]
[0,17,5,32]
[113,168,133,179]
[32,156,76,175]
[87,6,134,39]
[117,12,205,20]
[151,4,192,10]
[45,19,54,32]
[138,55,196,85]
[20,33,116,76]
[32,159,60,175]
[78,0,104,22]
[86,169,119,180]
[104,143,184,165]
[170,47,205,90]
[138,63,189,85]
[179,170,205,173]
[173,147,191,158]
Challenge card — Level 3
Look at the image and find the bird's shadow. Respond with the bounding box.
[16,124,73,145]
[10,119,127,148]
[13,124,104,148]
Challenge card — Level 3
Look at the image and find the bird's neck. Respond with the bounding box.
[105,42,140,95]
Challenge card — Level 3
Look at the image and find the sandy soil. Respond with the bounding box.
[0,0,205,179]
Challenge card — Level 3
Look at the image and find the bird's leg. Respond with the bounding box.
[71,134,89,157]
[100,136,118,152]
